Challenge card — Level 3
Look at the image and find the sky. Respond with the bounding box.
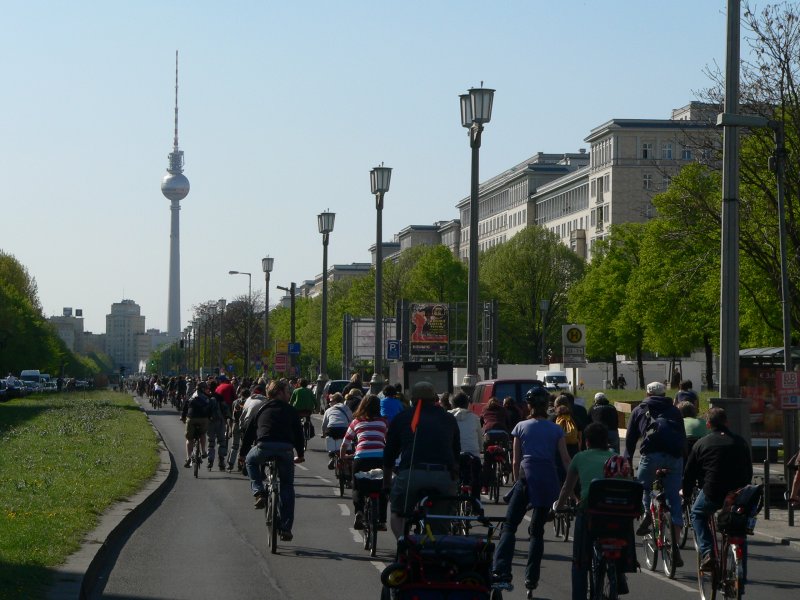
[0,0,748,334]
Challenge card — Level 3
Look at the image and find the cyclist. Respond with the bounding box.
[240,379,305,541]
[322,392,352,469]
[227,386,249,472]
[240,381,268,431]
[379,384,404,424]
[206,380,230,471]
[341,394,388,530]
[345,388,364,413]
[590,392,620,452]
[678,400,707,456]
[625,381,686,567]
[383,381,460,538]
[449,391,483,501]
[289,378,316,437]
[481,397,511,493]
[556,423,634,599]
[492,387,571,593]
[180,381,216,467]
[682,407,752,572]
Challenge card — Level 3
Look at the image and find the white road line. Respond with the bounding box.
[296,463,309,471]
[370,561,386,573]
[332,488,341,496]
[338,503,351,516]
[315,475,332,484]
[523,514,531,522]
[638,568,696,592]
[348,527,362,543]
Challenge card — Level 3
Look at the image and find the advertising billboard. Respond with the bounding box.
[410,303,449,354]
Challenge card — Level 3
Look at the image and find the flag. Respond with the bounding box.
[410,398,423,433]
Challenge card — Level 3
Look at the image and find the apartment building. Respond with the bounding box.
[105,299,146,374]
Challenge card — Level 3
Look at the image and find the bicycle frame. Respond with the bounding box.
[698,511,747,600]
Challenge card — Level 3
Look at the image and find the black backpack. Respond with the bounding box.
[641,408,683,455]
[716,484,764,534]
[189,395,211,419]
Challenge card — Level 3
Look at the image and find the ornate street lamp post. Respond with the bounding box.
[459,84,495,392]
[370,164,392,394]
[262,256,274,376]
[229,270,252,376]
[316,210,335,410]
[217,298,226,374]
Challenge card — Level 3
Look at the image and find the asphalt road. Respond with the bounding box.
[90,396,800,599]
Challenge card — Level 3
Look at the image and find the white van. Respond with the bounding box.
[535,370,571,392]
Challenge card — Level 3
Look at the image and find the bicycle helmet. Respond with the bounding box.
[525,385,549,402]
[603,455,632,479]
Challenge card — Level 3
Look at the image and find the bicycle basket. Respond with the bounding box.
[354,469,384,494]
[586,478,643,518]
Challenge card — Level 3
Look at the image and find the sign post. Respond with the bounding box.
[562,324,587,395]
[776,370,800,410]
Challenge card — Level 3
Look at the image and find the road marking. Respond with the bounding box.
[296,464,309,471]
[638,568,696,592]
[348,527,362,543]
[370,561,386,573]
[332,488,341,496]
[338,503,351,516]
[315,475,332,484]
[523,514,531,522]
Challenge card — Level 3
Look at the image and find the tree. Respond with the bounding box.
[481,227,584,364]
[404,245,468,303]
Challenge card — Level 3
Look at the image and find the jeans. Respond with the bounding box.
[492,479,549,587]
[691,489,721,558]
[226,424,240,468]
[637,452,684,526]
[246,442,296,532]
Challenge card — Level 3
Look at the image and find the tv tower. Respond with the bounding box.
[161,50,189,338]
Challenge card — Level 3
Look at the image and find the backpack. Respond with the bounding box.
[641,409,683,455]
[556,414,579,445]
[716,484,764,534]
[189,395,211,419]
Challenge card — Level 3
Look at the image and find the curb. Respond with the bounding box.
[752,529,800,550]
[47,401,175,600]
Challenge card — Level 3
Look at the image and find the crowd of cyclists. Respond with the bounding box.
[128,372,774,599]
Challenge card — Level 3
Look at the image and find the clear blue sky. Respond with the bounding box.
[0,0,745,334]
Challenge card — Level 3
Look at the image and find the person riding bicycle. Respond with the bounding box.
[590,392,620,452]
[341,394,389,531]
[290,378,317,436]
[383,381,460,538]
[556,423,634,599]
[481,397,511,492]
[180,381,218,467]
[205,380,230,471]
[492,386,571,593]
[678,400,707,456]
[449,391,483,501]
[379,384,404,424]
[240,379,305,542]
[322,392,352,469]
[625,381,686,567]
[682,407,752,572]
[226,386,249,472]
[240,381,268,431]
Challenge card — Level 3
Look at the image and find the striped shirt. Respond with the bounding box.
[343,417,388,459]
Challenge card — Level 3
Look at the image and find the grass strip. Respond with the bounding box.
[0,391,159,599]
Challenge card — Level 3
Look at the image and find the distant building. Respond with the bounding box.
[105,299,146,374]
[49,307,85,353]
[309,263,373,297]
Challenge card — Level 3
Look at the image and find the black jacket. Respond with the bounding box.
[682,427,752,503]
[240,399,304,458]
[383,402,460,473]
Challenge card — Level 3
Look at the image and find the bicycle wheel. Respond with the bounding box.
[491,463,501,503]
[721,543,743,599]
[642,531,658,571]
[661,512,677,578]
[592,555,618,600]
[193,445,199,479]
[338,466,346,497]
[679,503,691,548]
[368,496,379,557]
[697,544,717,600]
[553,512,563,538]
[269,485,279,554]
[561,511,572,542]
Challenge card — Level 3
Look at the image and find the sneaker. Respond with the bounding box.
[636,513,653,536]
[700,552,715,571]
[673,548,684,568]
[207,462,213,470]
[279,530,293,541]
[327,457,335,470]
[377,522,387,531]
[525,580,537,591]
[201,452,208,459]
[481,487,489,495]
[491,573,513,591]
[353,512,364,530]
[254,494,267,509]
[183,459,191,468]
[218,464,225,471]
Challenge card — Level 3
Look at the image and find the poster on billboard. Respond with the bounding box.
[410,303,449,354]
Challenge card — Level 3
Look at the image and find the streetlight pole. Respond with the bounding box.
[459,85,495,393]
[370,165,392,394]
[278,282,296,375]
[192,319,198,375]
[217,298,226,374]
[262,256,274,376]
[316,211,336,410]
[229,271,252,377]
[540,299,550,364]
[209,305,217,375]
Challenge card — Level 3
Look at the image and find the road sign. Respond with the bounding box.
[288,342,301,355]
[276,340,289,354]
[562,324,587,368]
[275,353,288,372]
[776,370,800,410]
[227,364,234,372]
[387,339,400,360]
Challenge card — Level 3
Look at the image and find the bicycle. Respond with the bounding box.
[300,415,313,451]
[553,496,575,542]
[354,468,384,557]
[264,457,280,554]
[335,453,353,497]
[189,436,202,478]
[641,468,679,579]
[697,485,763,600]
[484,443,507,504]
[679,486,699,549]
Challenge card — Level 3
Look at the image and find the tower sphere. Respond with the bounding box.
[161,172,190,202]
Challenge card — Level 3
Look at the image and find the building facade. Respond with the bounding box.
[105,299,146,374]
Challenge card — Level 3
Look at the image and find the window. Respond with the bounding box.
[662,175,672,190]
[603,174,610,193]
[642,142,653,159]
[590,179,596,197]
[643,173,652,189]
[603,205,609,223]
[662,143,673,159]
[590,209,596,226]
[681,147,692,160]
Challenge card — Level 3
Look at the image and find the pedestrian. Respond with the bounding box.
[492,386,571,593]
[227,387,249,472]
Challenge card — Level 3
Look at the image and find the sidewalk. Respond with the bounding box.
[752,505,800,549]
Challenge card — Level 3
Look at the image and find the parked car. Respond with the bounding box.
[5,378,26,399]
[469,378,545,418]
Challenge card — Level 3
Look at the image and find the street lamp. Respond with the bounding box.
[217,298,226,374]
[192,319,198,375]
[277,282,296,375]
[208,304,217,375]
[459,84,495,392]
[539,299,550,364]
[262,256,274,375]
[316,210,336,410]
[229,270,252,376]
[370,164,392,394]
